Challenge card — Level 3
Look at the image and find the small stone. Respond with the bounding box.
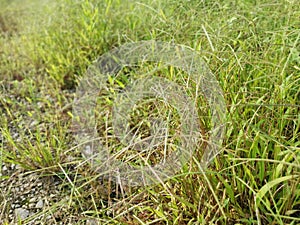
[23,189,31,194]
[86,219,98,225]
[50,194,56,198]
[29,197,37,203]
[29,120,38,127]
[15,164,22,170]
[15,208,30,220]
[35,199,44,209]
[2,165,7,171]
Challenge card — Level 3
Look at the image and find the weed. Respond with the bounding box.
[0,0,299,224]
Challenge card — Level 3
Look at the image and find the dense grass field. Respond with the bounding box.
[0,0,299,224]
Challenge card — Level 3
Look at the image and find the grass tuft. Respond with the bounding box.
[1,0,299,224]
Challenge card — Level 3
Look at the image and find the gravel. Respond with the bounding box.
[0,161,112,224]
[0,163,65,224]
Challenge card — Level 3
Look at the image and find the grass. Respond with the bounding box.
[0,0,299,224]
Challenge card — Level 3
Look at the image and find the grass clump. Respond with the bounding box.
[0,0,299,224]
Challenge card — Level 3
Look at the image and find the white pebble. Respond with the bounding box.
[35,199,44,209]
[15,208,30,220]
